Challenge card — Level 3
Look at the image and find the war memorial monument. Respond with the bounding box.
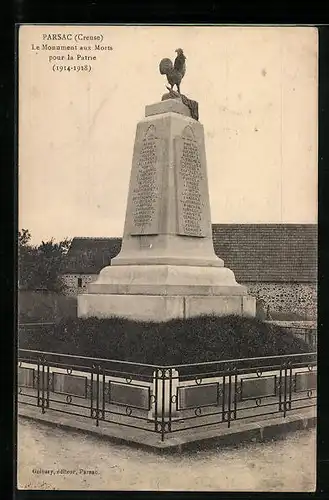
[78,49,256,321]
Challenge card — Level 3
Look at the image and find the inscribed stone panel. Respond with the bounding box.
[175,126,208,237]
[130,125,163,235]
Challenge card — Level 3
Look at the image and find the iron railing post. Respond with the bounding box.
[227,370,232,428]
[161,368,165,442]
[37,357,41,409]
[287,361,292,412]
[168,368,173,433]
[90,364,94,421]
[283,362,288,417]
[96,365,100,427]
[222,374,226,423]
[278,364,283,412]
[154,369,159,434]
[41,356,45,414]
[233,367,238,420]
[46,361,50,409]
[101,367,106,420]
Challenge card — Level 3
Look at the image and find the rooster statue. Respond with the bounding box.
[159,48,186,94]
[158,48,198,121]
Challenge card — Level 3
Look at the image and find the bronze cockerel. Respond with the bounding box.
[159,48,186,94]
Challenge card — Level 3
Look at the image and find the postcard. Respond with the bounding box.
[17,24,317,492]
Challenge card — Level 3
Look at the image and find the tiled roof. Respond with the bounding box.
[61,225,317,282]
[212,224,317,283]
[60,237,122,274]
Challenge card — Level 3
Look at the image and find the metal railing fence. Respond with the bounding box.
[18,349,316,442]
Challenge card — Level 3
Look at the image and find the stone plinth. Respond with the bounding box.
[78,294,255,322]
[145,99,191,118]
[78,98,256,321]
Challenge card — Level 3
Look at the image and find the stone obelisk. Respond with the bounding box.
[78,97,256,321]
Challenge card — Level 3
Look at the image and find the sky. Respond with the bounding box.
[19,25,318,244]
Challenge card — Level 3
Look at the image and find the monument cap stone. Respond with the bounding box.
[145,98,191,118]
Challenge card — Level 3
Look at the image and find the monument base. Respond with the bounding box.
[77,264,256,321]
[76,98,257,323]
[78,293,256,322]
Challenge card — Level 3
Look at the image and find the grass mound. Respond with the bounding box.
[19,314,310,365]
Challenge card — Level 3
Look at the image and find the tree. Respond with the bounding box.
[19,228,32,246]
[18,229,37,290]
[18,229,71,293]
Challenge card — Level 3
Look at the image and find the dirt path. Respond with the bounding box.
[17,418,316,491]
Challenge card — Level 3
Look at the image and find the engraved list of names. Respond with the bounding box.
[131,128,161,235]
[175,130,207,237]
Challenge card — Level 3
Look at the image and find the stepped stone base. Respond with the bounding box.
[77,264,255,321]
[86,264,247,296]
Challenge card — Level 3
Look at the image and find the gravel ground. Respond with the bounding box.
[17,418,316,491]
